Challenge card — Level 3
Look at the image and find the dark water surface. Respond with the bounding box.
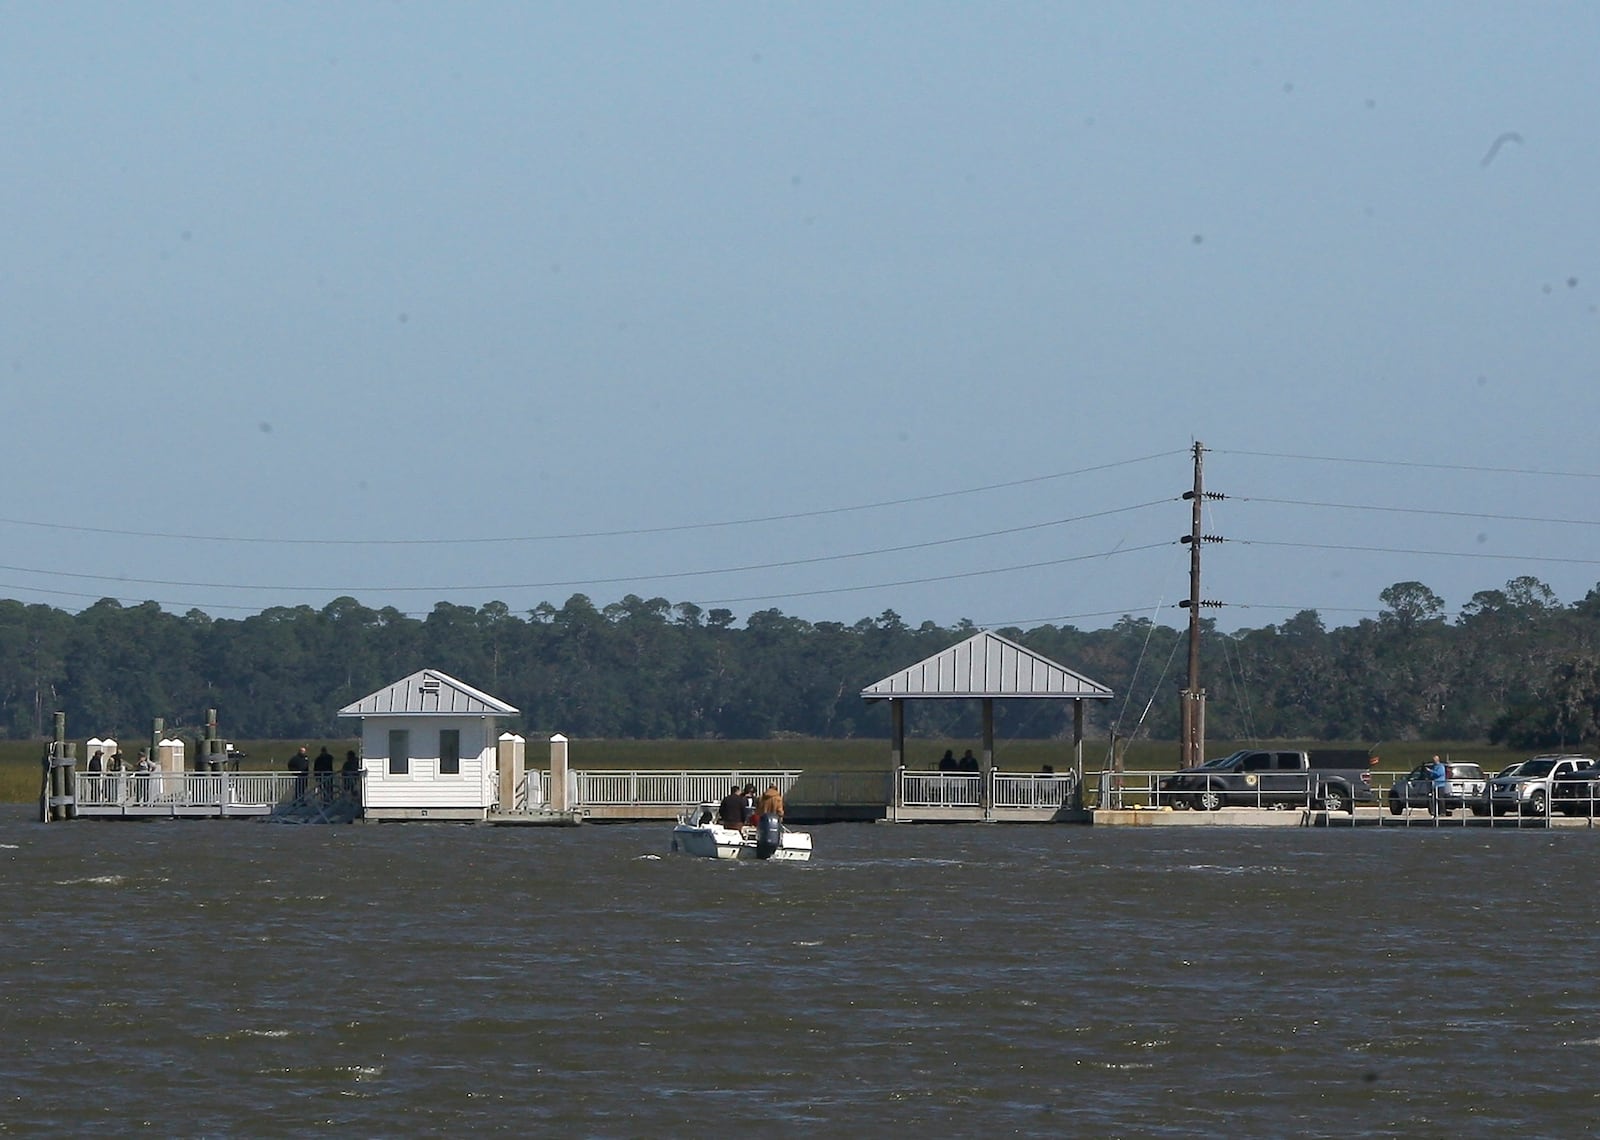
[3,807,1598,1137]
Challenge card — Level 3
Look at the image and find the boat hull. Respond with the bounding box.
[670,822,812,861]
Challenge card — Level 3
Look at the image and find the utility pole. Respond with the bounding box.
[1179,441,1224,768]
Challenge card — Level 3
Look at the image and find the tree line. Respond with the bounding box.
[1,575,1597,750]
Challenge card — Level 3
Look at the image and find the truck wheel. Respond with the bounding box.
[1470,804,1489,817]
[1527,790,1548,816]
[1388,795,1404,816]
[1194,790,1224,812]
[1320,786,1348,813]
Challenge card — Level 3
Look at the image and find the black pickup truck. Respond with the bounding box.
[1158,749,1378,813]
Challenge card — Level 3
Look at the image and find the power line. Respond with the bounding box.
[0,449,1184,547]
[0,540,1176,617]
[1237,538,1600,567]
[1238,495,1600,529]
[0,499,1172,595]
[699,542,1174,605]
[1215,449,1600,482]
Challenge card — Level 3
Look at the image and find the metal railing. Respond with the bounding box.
[573,770,805,808]
[1092,769,1370,812]
[900,771,980,807]
[898,769,1078,810]
[75,771,363,811]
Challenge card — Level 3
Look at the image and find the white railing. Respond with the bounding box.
[898,770,1078,810]
[1093,769,1341,811]
[993,772,1077,810]
[574,770,804,808]
[518,769,550,809]
[75,771,361,810]
[901,771,980,807]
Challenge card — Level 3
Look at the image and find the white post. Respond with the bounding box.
[497,733,525,811]
[158,737,185,774]
[548,734,569,812]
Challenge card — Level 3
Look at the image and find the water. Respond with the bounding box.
[2,806,1597,1136]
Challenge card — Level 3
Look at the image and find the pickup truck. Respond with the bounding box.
[1159,749,1378,813]
[1487,754,1596,816]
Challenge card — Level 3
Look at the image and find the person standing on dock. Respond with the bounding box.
[313,746,335,800]
[86,750,104,802]
[108,751,127,803]
[341,750,361,799]
[135,749,155,804]
[288,746,310,803]
[1428,754,1448,813]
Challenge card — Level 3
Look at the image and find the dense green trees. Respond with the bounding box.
[4,576,1600,748]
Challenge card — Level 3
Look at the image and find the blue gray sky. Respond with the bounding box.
[4,2,1597,631]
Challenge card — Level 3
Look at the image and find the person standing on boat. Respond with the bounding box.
[758,783,785,820]
[740,784,758,823]
[718,785,744,827]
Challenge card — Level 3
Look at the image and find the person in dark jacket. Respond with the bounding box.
[288,746,310,803]
[341,750,361,799]
[313,746,335,799]
[718,785,743,827]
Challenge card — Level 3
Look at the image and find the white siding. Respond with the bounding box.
[361,714,501,812]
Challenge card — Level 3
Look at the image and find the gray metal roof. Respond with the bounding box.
[338,668,519,718]
[861,630,1114,701]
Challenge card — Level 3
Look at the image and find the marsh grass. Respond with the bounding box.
[0,735,1521,804]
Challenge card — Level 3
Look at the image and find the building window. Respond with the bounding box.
[440,729,460,776]
[388,729,410,776]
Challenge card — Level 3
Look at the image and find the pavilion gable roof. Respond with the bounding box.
[338,668,519,718]
[861,630,1113,701]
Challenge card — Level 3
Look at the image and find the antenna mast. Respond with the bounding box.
[1179,441,1224,768]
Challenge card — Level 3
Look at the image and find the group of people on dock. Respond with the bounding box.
[717,782,785,829]
[938,749,980,772]
[84,748,159,804]
[287,746,363,803]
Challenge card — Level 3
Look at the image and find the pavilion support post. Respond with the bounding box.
[981,698,994,812]
[890,700,905,819]
[1073,699,1086,809]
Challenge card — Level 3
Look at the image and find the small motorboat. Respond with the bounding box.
[670,803,813,861]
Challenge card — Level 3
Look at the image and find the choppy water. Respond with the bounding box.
[3,806,1598,1137]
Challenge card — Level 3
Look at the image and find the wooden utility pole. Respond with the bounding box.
[1179,442,1223,768]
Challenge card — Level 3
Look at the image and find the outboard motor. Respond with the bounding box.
[754,812,783,859]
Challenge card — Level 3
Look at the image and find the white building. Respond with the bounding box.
[338,668,519,821]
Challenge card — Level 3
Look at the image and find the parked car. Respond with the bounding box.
[1552,766,1600,816]
[1387,762,1488,816]
[1486,755,1596,817]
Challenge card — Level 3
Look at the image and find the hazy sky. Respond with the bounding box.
[5,2,1597,632]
